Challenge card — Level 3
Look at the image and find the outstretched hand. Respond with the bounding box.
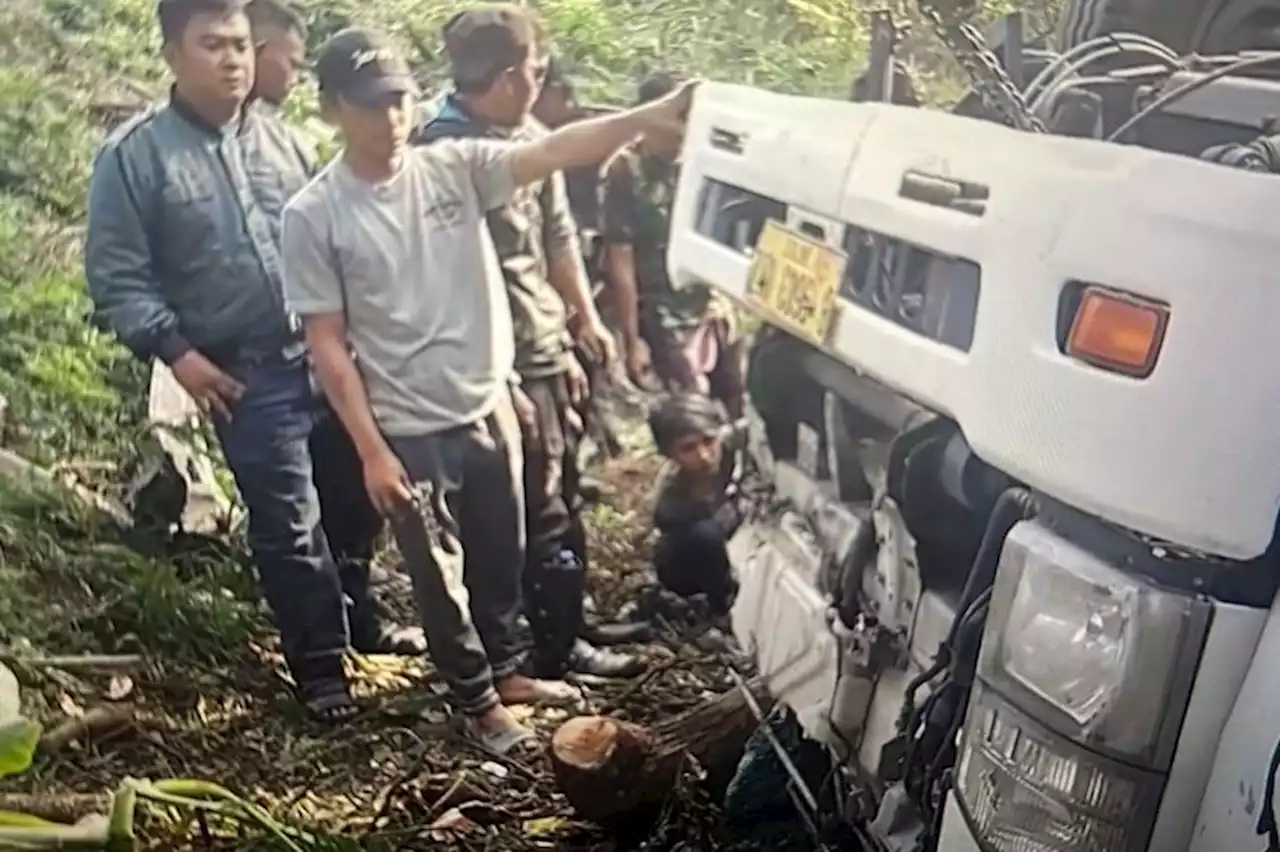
[638,80,699,150]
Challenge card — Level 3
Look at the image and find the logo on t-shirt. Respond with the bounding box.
[423,195,464,228]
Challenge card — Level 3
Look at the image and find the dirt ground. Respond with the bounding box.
[2,440,748,851]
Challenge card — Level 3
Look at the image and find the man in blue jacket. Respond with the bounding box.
[84,0,411,722]
[415,5,646,682]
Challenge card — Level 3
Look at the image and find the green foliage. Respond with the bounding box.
[0,480,259,663]
[0,719,41,777]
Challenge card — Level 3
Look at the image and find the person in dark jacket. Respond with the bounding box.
[83,0,416,723]
[247,0,421,654]
[246,0,307,110]
[649,393,744,617]
[413,6,646,681]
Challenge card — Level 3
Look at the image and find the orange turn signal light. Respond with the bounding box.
[1066,287,1169,378]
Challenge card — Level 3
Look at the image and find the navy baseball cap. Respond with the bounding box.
[316,27,419,107]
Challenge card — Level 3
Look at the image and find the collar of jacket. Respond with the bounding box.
[417,91,518,142]
[169,86,253,137]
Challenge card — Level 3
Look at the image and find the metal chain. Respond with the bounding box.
[914,0,1046,132]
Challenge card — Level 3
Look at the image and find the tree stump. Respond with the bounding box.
[549,678,774,824]
[550,716,685,824]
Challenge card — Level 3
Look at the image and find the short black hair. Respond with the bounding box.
[542,56,572,95]
[649,393,724,456]
[157,0,249,45]
[443,4,543,94]
[246,0,305,38]
[637,71,681,105]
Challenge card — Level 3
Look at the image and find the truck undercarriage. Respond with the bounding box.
[678,1,1280,849]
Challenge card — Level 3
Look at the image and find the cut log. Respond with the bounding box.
[550,716,684,824]
[655,677,774,786]
[549,678,775,824]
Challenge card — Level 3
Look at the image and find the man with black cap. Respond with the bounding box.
[415,6,646,683]
[281,26,693,751]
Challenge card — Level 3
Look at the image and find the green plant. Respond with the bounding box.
[0,778,347,851]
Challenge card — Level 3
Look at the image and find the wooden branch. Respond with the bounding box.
[39,704,135,753]
[0,653,143,671]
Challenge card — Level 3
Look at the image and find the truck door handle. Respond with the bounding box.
[899,170,989,217]
[710,127,747,154]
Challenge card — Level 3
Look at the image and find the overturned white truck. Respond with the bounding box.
[666,12,1280,852]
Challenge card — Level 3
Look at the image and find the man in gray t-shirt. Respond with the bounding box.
[281,26,694,752]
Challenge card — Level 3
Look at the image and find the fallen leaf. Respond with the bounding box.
[105,675,133,702]
[479,761,509,779]
[523,816,568,837]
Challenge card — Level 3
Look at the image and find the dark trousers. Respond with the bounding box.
[213,353,348,684]
[386,393,525,715]
[309,408,386,645]
[522,373,587,677]
[653,518,738,617]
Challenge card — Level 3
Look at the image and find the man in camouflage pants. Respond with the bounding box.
[601,73,745,419]
[414,6,646,682]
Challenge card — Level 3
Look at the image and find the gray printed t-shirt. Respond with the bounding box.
[281,142,519,437]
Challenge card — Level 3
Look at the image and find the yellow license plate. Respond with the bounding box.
[745,220,846,344]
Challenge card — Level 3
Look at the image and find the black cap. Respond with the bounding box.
[637,72,681,106]
[315,27,418,107]
[443,4,541,88]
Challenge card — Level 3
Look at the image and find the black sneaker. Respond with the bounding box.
[568,639,647,679]
[582,620,653,646]
[350,618,427,657]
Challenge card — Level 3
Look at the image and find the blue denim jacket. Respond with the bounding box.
[84,93,315,365]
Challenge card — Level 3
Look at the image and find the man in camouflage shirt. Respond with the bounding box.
[414,5,646,682]
[601,73,745,418]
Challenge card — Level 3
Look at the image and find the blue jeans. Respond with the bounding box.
[213,352,348,683]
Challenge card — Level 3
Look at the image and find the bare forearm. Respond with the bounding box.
[547,250,599,325]
[309,339,390,463]
[605,246,641,348]
[512,107,655,186]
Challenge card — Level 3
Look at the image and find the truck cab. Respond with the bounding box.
[667,5,1280,849]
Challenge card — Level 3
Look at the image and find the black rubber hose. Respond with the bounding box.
[947,487,1039,648]
[1258,735,1280,850]
[896,489,1035,737]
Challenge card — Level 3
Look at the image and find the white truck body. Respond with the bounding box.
[670,82,1280,852]
[671,83,1280,561]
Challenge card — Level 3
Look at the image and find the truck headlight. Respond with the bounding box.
[956,684,1163,852]
[977,520,1208,764]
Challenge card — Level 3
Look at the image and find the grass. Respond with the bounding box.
[0,478,259,666]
